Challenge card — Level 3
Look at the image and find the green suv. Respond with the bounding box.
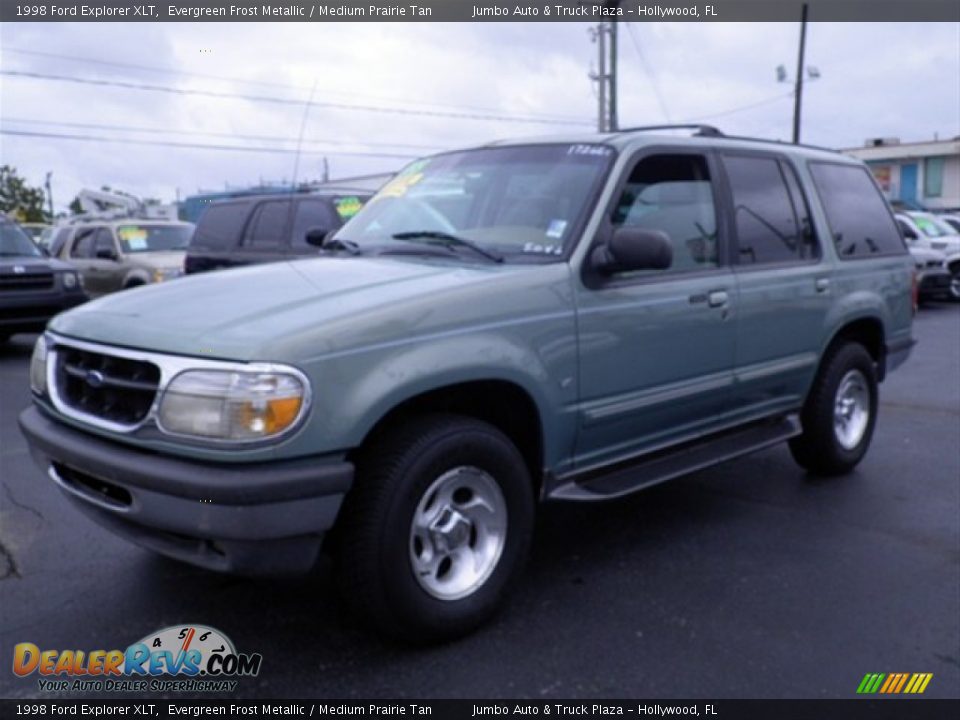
[20,126,914,642]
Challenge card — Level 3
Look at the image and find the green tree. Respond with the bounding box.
[0,165,49,222]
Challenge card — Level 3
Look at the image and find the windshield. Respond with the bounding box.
[0,222,43,258]
[116,224,194,253]
[912,215,950,238]
[335,144,614,261]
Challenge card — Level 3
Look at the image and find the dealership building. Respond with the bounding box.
[842,137,960,211]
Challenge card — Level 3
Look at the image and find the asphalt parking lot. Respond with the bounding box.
[1,303,958,700]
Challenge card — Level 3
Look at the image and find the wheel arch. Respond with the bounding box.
[351,379,546,494]
[820,315,886,380]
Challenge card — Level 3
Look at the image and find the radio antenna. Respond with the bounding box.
[285,79,319,256]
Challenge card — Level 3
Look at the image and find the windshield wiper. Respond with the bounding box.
[392,231,503,264]
[322,237,363,256]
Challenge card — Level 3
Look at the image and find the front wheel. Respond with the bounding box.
[789,343,878,476]
[335,414,534,643]
[949,271,960,302]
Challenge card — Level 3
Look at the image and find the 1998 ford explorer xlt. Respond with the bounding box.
[20,125,915,642]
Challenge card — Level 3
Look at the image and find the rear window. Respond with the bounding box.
[808,162,906,259]
[192,202,252,251]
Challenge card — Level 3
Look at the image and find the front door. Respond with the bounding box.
[574,150,736,471]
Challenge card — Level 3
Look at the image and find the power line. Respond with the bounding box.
[1,69,594,127]
[2,116,445,152]
[687,92,793,122]
[0,129,420,160]
[2,46,589,125]
[624,23,672,123]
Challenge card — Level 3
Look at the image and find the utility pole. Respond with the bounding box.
[792,3,809,144]
[609,19,618,131]
[590,21,617,133]
[44,172,54,219]
[322,157,330,183]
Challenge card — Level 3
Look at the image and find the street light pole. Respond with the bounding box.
[44,172,53,219]
[792,3,809,144]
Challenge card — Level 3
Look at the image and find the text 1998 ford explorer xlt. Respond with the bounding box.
[20,126,915,642]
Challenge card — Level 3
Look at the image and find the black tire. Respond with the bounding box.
[789,343,878,476]
[949,271,960,302]
[334,413,535,644]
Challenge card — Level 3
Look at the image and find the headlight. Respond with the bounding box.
[29,336,48,396]
[62,272,78,289]
[152,268,182,283]
[157,370,307,441]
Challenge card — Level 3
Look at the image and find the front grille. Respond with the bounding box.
[55,345,161,425]
[0,272,54,291]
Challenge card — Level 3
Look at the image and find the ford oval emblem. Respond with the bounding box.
[85,370,105,389]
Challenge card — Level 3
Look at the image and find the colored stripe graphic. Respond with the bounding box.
[857,673,932,694]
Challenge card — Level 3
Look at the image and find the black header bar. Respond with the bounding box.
[1,0,958,23]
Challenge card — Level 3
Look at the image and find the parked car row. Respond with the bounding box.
[895,210,960,301]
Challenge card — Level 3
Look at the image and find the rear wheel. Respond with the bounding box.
[789,343,878,476]
[335,414,534,643]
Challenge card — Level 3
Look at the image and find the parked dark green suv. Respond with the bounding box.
[20,126,914,642]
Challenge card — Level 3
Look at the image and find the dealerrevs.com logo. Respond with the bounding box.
[13,624,262,693]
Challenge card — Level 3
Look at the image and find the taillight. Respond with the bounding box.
[911,269,919,314]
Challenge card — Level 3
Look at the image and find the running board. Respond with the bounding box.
[549,414,801,502]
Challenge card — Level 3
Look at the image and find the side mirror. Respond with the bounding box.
[95,248,117,260]
[305,227,332,247]
[592,227,673,274]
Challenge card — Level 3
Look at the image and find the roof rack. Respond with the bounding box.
[614,124,840,155]
[615,124,724,137]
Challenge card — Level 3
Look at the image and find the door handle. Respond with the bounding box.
[707,290,729,308]
[815,277,831,293]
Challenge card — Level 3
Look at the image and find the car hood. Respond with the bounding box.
[124,251,186,269]
[49,256,548,361]
[0,256,75,273]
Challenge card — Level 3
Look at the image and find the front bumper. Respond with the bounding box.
[916,267,952,300]
[0,289,87,334]
[19,405,353,575]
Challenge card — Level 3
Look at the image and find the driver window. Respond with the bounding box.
[612,154,718,273]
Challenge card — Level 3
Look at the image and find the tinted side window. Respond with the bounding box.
[290,199,340,250]
[808,163,906,258]
[245,201,291,250]
[611,153,718,274]
[94,228,116,257]
[897,219,917,240]
[192,202,252,251]
[780,160,820,260]
[723,155,812,265]
[70,228,98,259]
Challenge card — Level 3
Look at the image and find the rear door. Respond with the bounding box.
[185,200,254,273]
[718,152,830,423]
[238,199,292,266]
[68,227,101,294]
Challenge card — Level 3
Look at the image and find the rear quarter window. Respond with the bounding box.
[191,202,253,251]
[808,162,906,259]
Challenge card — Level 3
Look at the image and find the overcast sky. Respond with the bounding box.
[1,20,958,213]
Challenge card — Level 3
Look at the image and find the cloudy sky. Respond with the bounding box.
[1,20,958,212]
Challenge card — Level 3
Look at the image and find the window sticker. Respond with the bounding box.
[117,226,148,248]
[546,219,568,239]
[523,242,563,256]
[375,173,425,200]
[334,196,364,219]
